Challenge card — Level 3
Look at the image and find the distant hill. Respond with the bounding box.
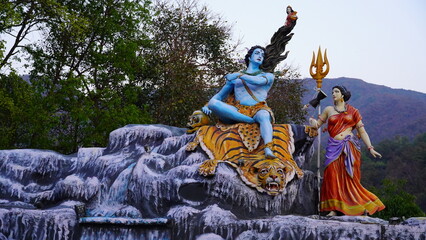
[301,77,426,144]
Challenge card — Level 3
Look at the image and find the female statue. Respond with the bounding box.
[285,5,298,26]
[309,85,385,216]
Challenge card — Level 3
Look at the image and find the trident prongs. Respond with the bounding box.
[309,47,330,89]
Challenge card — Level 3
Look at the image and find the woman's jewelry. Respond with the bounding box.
[368,146,374,150]
[333,105,347,114]
[356,124,365,129]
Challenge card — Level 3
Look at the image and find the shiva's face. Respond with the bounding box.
[249,48,264,65]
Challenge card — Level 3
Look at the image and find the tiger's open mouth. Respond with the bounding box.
[266,182,280,192]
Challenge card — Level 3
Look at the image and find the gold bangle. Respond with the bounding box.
[368,146,374,150]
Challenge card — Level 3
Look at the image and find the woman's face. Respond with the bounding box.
[287,7,292,14]
[332,88,344,102]
[249,48,264,65]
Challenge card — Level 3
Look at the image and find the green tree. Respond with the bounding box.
[361,133,426,212]
[1,0,308,153]
[372,179,425,220]
[0,72,51,149]
[383,134,426,212]
[0,0,70,70]
[360,150,387,189]
[139,0,240,127]
[26,0,153,153]
[268,69,307,124]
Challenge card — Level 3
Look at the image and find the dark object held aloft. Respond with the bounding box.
[309,89,327,108]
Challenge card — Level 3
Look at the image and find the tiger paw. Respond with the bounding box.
[305,126,318,137]
[186,141,199,151]
[296,168,304,178]
[198,160,219,176]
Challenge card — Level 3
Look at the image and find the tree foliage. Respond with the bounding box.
[35,0,153,153]
[0,0,70,70]
[268,69,307,124]
[1,0,154,154]
[0,73,51,149]
[0,0,308,154]
[371,179,425,220]
[139,0,240,127]
[362,133,426,213]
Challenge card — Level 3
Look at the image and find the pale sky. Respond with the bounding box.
[3,0,426,93]
[199,0,426,93]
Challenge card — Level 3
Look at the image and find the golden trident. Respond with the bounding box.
[309,46,330,218]
[309,47,330,88]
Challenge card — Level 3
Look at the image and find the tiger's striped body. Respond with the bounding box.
[186,123,304,195]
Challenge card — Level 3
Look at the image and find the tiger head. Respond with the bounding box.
[186,110,213,134]
[234,157,297,196]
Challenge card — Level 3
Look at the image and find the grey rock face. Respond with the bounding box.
[0,124,424,240]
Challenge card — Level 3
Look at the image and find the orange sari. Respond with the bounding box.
[320,105,385,215]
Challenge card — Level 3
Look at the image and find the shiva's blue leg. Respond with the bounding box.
[208,99,255,123]
[254,110,276,159]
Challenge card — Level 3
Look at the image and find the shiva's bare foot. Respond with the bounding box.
[264,147,277,159]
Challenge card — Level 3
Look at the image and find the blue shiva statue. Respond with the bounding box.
[202,46,277,159]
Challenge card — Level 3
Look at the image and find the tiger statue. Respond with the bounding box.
[186,115,317,196]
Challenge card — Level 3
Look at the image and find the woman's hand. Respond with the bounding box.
[309,117,318,129]
[369,148,382,158]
